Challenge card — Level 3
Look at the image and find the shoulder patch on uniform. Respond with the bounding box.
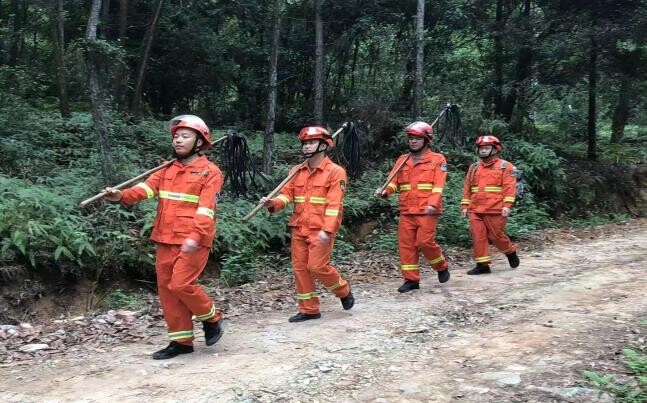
[340,180,346,192]
[440,163,447,171]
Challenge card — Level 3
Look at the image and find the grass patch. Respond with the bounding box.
[584,344,647,403]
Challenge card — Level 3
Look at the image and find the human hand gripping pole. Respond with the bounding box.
[375,153,411,197]
[79,135,228,207]
[242,123,348,222]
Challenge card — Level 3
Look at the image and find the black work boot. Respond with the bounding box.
[340,289,355,311]
[288,312,321,323]
[506,251,520,268]
[152,341,194,360]
[437,268,450,283]
[397,280,420,293]
[467,264,491,275]
[202,320,223,346]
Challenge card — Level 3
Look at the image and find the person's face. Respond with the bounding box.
[173,128,202,157]
[408,135,426,152]
[478,145,495,158]
[302,139,324,155]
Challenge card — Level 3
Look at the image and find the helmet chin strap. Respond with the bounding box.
[173,136,202,159]
[478,147,497,160]
[302,139,328,159]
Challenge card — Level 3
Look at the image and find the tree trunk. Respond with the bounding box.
[100,0,111,37]
[509,0,532,132]
[8,0,26,66]
[118,0,128,42]
[263,0,283,175]
[330,37,350,113]
[587,19,598,161]
[492,0,505,118]
[130,0,164,117]
[115,0,129,108]
[51,0,70,118]
[86,0,115,183]
[610,76,630,144]
[413,0,425,120]
[348,36,359,96]
[312,0,324,124]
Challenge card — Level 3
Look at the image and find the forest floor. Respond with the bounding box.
[1,219,646,402]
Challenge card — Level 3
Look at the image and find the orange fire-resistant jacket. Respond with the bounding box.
[384,150,447,214]
[121,156,223,247]
[460,157,516,214]
[269,157,347,234]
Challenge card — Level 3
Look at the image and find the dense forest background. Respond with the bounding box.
[0,0,646,305]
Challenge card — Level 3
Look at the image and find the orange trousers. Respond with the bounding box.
[291,229,350,314]
[156,243,221,345]
[468,213,516,265]
[398,214,448,282]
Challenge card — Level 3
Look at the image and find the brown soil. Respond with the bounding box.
[1,220,646,402]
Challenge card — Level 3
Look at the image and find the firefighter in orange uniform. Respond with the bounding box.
[261,126,354,322]
[103,115,224,359]
[460,135,520,275]
[375,122,450,293]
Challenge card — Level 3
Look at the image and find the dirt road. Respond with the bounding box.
[1,221,646,402]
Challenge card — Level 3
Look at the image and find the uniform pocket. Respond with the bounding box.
[173,208,196,235]
[311,181,328,214]
[292,176,306,204]
[308,214,324,229]
[399,166,411,183]
[183,174,205,195]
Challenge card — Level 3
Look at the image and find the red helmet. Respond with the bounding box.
[475,135,502,152]
[169,115,212,149]
[298,126,333,148]
[406,121,434,141]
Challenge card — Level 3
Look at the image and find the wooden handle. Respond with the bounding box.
[330,124,346,141]
[79,135,229,208]
[242,162,305,222]
[376,154,411,196]
[242,123,348,222]
[79,159,176,207]
[430,104,450,127]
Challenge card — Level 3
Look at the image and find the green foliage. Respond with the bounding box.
[600,142,647,164]
[504,139,567,201]
[215,199,290,254]
[506,196,555,237]
[436,172,472,246]
[342,167,396,224]
[331,231,356,263]
[584,347,647,403]
[96,288,148,310]
[219,245,290,286]
[0,0,645,295]
[366,226,399,254]
[566,213,631,228]
[0,176,96,272]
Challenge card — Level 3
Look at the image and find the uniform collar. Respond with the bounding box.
[480,156,500,167]
[410,149,433,164]
[174,155,207,168]
[302,156,331,172]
